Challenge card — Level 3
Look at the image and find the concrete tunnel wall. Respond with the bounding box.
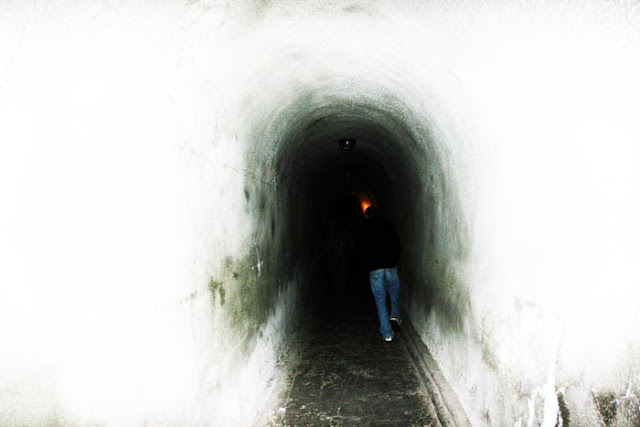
[2,1,640,426]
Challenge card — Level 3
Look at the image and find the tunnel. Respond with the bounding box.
[256,83,474,426]
[3,1,640,426]
[234,65,475,424]
[241,72,469,318]
[270,91,464,312]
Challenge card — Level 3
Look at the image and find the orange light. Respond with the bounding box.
[361,200,371,214]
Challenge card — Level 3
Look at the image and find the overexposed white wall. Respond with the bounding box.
[403,4,640,425]
[2,1,640,426]
[0,2,295,425]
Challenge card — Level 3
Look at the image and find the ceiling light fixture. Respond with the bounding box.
[337,138,356,151]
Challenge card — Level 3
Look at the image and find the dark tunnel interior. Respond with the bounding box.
[273,99,430,319]
[240,80,470,354]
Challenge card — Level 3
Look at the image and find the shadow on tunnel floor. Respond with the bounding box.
[265,284,439,426]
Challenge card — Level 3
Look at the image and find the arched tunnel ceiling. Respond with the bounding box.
[273,95,430,206]
[236,34,469,345]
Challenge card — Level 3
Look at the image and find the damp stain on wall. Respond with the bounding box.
[208,278,226,306]
[208,240,286,355]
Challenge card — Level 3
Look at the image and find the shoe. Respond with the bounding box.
[390,317,402,331]
[384,336,393,342]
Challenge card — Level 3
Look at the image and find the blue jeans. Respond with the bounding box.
[369,267,401,339]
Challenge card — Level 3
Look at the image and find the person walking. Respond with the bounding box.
[361,205,402,342]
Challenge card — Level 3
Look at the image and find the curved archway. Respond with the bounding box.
[241,75,471,327]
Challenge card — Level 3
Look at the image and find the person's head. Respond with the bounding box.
[364,205,379,219]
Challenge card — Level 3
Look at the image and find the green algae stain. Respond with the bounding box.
[208,279,226,306]
[210,244,284,355]
[218,286,226,306]
[556,391,570,427]
[594,392,617,426]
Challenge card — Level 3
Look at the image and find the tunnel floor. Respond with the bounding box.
[265,285,439,426]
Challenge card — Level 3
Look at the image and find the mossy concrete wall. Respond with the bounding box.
[2,1,640,426]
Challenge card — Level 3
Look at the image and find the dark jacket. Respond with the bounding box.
[360,216,401,271]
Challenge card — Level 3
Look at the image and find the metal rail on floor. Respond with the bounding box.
[400,317,473,427]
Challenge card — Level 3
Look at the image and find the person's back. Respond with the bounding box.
[361,215,400,271]
[361,206,403,342]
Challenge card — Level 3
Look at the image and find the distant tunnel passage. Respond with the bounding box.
[242,79,471,325]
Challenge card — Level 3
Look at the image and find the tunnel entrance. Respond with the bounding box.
[246,86,472,425]
[261,103,445,423]
[241,78,469,344]
[273,101,426,317]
